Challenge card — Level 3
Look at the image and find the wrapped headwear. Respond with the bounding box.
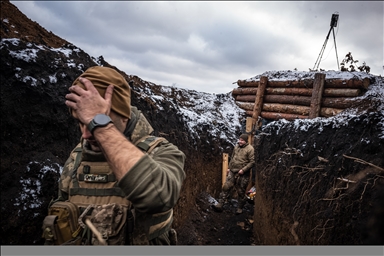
[72,66,131,118]
[239,133,248,142]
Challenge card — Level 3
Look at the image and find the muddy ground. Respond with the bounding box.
[177,192,255,245]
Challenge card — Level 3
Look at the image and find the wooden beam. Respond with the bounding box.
[222,153,229,187]
[252,76,268,128]
[309,73,326,118]
[246,117,253,133]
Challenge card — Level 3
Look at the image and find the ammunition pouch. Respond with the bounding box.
[42,201,82,245]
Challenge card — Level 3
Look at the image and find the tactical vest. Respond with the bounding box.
[42,136,175,245]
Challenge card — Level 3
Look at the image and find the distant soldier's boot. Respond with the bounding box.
[236,198,245,214]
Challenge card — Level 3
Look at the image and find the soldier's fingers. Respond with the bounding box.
[65,91,80,103]
[79,77,99,93]
[104,84,114,101]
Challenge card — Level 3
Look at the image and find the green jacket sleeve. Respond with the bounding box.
[118,141,186,214]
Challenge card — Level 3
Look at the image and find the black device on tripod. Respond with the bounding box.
[313,13,340,71]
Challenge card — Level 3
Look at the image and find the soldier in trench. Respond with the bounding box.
[212,133,255,214]
[42,66,186,245]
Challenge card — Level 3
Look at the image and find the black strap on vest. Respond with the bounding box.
[136,136,157,152]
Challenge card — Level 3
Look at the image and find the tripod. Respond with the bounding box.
[313,13,340,71]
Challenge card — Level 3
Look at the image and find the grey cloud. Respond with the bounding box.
[10,1,383,94]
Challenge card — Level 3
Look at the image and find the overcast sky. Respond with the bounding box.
[11,1,383,94]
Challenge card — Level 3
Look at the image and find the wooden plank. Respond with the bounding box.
[323,88,361,97]
[322,97,355,108]
[252,76,268,122]
[243,104,343,119]
[309,73,326,118]
[236,94,312,106]
[320,107,344,117]
[263,103,310,116]
[260,111,308,120]
[246,117,253,133]
[267,87,313,96]
[222,153,229,187]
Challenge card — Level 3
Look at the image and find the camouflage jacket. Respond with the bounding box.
[228,143,255,173]
[56,106,186,245]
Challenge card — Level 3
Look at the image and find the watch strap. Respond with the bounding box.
[87,114,112,135]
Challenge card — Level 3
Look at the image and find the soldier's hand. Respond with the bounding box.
[66,77,113,125]
[239,169,244,175]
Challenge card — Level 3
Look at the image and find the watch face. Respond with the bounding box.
[94,114,112,125]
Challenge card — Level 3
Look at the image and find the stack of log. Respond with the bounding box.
[232,73,370,121]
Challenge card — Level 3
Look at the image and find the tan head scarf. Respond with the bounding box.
[72,66,131,118]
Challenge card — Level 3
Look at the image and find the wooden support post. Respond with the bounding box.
[222,153,228,187]
[309,73,326,118]
[245,117,253,144]
[246,117,253,133]
[250,76,268,144]
[252,76,268,124]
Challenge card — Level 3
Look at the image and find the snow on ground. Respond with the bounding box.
[134,84,246,147]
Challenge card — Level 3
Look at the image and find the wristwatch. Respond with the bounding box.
[87,114,113,135]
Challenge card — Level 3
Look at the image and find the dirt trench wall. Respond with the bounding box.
[131,91,228,228]
[252,111,384,245]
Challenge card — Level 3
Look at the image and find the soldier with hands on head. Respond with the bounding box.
[42,66,185,245]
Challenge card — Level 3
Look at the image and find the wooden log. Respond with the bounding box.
[320,107,344,117]
[236,94,312,106]
[237,77,370,89]
[236,95,356,109]
[323,88,361,97]
[233,87,313,96]
[232,87,361,97]
[232,87,259,96]
[245,109,343,120]
[263,103,310,116]
[322,97,356,108]
[237,80,259,87]
[267,87,313,96]
[232,87,257,95]
[235,95,257,102]
[309,73,325,118]
[241,102,343,118]
[325,77,370,90]
[260,111,308,121]
[237,102,256,111]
